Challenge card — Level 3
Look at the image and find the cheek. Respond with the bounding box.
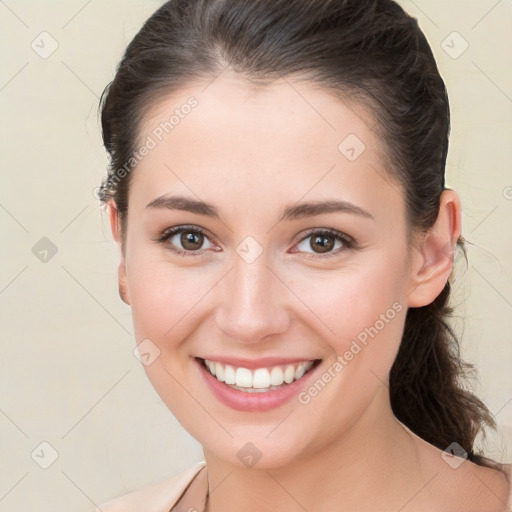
[126,250,217,344]
[291,265,407,442]
[127,246,408,358]
[125,259,215,426]
[284,256,406,348]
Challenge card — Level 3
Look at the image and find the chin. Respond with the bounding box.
[201,434,313,471]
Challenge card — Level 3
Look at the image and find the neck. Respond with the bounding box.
[202,388,425,512]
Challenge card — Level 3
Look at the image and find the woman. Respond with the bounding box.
[92,0,511,510]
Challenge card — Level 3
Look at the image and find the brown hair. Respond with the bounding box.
[98,0,497,466]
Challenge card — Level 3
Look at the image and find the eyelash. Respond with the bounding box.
[155,225,356,259]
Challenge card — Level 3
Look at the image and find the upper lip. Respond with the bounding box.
[196,356,320,370]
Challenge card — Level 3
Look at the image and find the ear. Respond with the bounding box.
[108,200,131,306]
[406,189,462,308]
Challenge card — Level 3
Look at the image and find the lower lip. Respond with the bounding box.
[196,358,320,412]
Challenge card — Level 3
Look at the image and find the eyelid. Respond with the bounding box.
[291,227,354,245]
[155,225,356,258]
[155,225,218,256]
[289,227,355,258]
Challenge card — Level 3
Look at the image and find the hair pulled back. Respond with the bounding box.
[99,0,497,466]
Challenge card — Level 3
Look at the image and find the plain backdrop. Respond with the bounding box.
[0,1,511,511]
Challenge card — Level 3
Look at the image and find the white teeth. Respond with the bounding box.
[215,362,225,382]
[295,363,306,380]
[224,364,236,385]
[235,367,252,388]
[203,359,316,391]
[205,360,216,376]
[252,368,271,389]
[270,366,284,386]
[283,365,295,384]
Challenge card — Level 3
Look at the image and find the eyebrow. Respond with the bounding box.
[146,195,374,221]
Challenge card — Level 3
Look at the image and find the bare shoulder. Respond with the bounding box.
[413,436,510,512]
[87,462,206,512]
[453,460,510,511]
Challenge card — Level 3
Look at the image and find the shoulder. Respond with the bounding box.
[428,455,512,511]
[498,462,512,510]
[464,460,511,511]
[87,462,206,512]
[399,422,511,511]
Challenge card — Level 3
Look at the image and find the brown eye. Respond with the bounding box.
[293,229,353,258]
[180,231,205,251]
[157,225,216,255]
[310,234,336,253]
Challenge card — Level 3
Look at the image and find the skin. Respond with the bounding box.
[107,71,509,511]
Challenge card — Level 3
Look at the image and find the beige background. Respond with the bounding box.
[0,1,511,510]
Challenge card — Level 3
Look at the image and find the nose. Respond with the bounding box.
[214,250,291,345]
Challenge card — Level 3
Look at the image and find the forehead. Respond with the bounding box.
[139,72,379,163]
[130,72,403,226]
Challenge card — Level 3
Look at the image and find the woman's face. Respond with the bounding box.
[112,72,423,468]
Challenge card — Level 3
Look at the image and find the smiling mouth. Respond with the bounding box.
[198,358,321,393]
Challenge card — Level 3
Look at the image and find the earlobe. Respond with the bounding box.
[406,190,462,308]
[108,200,131,306]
